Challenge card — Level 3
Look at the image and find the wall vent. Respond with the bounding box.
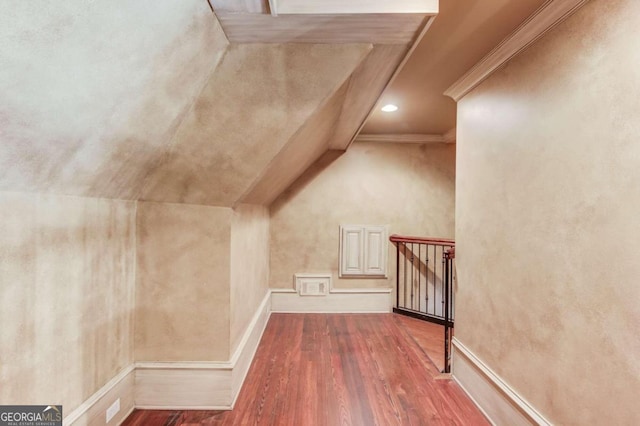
[295,274,330,296]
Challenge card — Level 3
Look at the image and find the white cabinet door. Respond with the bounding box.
[364,226,387,276]
[339,225,387,278]
[340,226,364,276]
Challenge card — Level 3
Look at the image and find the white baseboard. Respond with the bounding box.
[65,291,271,423]
[230,291,272,407]
[134,290,272,410]
[64,288,390,424]
[63,365,135,426]
[271,288,392,313]
[452,338,551,426]
[134,365,232,409]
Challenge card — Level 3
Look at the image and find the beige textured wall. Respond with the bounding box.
[0,192,136,413]
[230,205,270,353]
[241,45,407,206]
[270,142,455,289]
[0,0,228,200]
[1,0,379,207]
[139,43,370,206]
[455,0,640,424]
[135,202,232,361]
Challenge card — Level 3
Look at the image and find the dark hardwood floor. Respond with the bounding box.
[392,313,450,373]
[122,313,488,426]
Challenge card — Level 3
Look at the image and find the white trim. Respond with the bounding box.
[134,291,272,410]
[118,407,136,425]
[230,290,271,366]
[452,338,552,426]
[330,288,391,294]
[135,362,232,370]
[444,0,589,101]
[273,277,393,294]
[329,276,392,295]
[135,405,230,411]
[270,311,390,314]
[271,286,391,313]
[134,358,233,408]
[282,272,392,295]
[63,291,272,422]
[355,133,448,144]
[63,365,135,426]
[271,288,297,294]
[268,0,277,16]
[443,128,456,143]
[230,291,272,407]
[347,15,437,149]
[63,289,391,423]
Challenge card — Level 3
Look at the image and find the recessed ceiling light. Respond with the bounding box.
[381,104,398,112]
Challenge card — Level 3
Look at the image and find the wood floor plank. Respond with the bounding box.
[393,313,450,373]
[121,314,488,426]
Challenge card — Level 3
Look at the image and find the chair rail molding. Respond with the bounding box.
[444,0,590,102]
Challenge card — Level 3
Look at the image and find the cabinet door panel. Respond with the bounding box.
[340,226,364,276]
[364,226,387,276]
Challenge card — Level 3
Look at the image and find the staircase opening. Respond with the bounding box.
[390,234,455,373]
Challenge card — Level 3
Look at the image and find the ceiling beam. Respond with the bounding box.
[216,13,427,44]
[345,15,437,149]
[271,0,438,15]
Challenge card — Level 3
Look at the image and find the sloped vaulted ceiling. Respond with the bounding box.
[0,0,229,200]
[138,43,371,206]
[1,0,434,207]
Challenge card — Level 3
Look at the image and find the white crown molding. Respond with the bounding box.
[443,128,456,143]
[444,0,589,102]
[346,15,437,149]
[355,132,455,144]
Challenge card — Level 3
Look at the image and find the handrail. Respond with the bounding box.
[445,247,455,260]
[389,234,455,246]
